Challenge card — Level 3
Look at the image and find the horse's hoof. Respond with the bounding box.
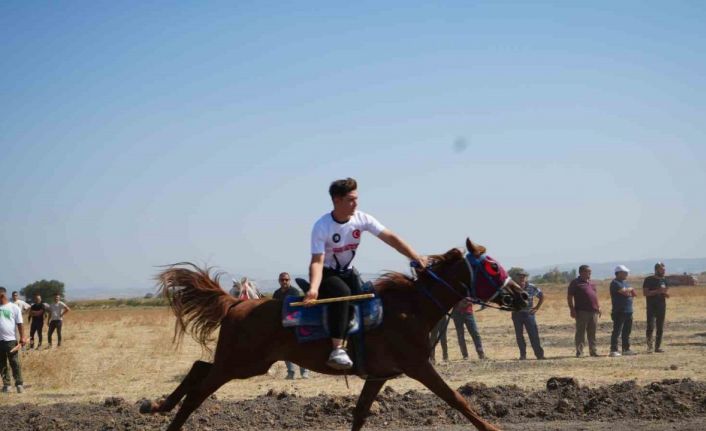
[139,399,159,414]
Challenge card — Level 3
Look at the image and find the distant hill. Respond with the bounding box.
[63,260,705,300]
[527,257,706,280]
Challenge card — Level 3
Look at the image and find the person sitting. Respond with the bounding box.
[303,178,427,370]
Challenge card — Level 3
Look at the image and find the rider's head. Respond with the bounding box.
[329,178,358,217]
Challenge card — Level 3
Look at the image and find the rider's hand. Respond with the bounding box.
[20,337,27,346]
[570,309,576,319]
[303,289,318,307]
[415,255,429,270]
[529,307,538,315]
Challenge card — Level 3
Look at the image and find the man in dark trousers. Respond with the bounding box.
[643,262,669,353]
[567,265,601,357]
[609,265,637,357]
[511,270,545,360]
[0,287,26,393]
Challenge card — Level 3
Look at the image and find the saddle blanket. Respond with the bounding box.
[281,295,383,342]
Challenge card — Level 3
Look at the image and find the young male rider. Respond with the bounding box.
[303,178,428,370]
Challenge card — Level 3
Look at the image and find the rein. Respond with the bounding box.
[412,255,514,314]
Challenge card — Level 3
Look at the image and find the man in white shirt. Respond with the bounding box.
[10,291,30,314]
[0,287,26,393]
[48,294,71,348]
[303,178,428,369]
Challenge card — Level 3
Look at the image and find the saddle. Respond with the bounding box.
[280,283,383,343]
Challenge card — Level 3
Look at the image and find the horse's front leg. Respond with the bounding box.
[351,378,387,431]
[404,363,501,431]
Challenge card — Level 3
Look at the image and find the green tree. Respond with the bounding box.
[21,279,65,301]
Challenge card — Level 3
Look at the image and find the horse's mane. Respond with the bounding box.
[374,248,464,294]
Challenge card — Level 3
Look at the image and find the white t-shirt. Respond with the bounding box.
[11,299,30,311]
[0,303,22,342]
[49,301,68,321]
[310,211,386,270]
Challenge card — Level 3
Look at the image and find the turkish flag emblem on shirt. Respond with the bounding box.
[352,229,361,239]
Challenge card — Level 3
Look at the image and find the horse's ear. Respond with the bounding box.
[466,238,487,257]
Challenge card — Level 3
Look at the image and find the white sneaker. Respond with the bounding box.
[326,348,353,370]
[609,351,622,357]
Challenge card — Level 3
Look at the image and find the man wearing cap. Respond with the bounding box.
[567,265,601,357]
[643,262,669,353]
[511,270,545,360]
[609,265,637,357]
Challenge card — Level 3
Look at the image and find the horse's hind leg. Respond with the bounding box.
[405,364,501,431]
[351,379,387,431]
[165,366,229,431]
[141,360,212,414]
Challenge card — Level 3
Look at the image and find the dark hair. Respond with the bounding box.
[655,262,665,269]
[578,265,590,273]
[329,178,357,199]
[12,291,18,295]
[0,287,6,294]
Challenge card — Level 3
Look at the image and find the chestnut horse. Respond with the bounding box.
[141,239,527,431]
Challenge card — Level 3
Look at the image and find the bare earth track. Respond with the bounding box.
[4,377,706,430]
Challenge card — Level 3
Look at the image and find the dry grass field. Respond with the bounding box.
[2,279,706,408]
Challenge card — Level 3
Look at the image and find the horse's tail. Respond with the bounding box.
[157,263,238,352]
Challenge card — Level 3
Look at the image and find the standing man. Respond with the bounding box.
[567,265,601,357]
[10,292,30,314]
[511,270,545,360]
[10,292,30,349]
[0,287,26,393]
[430,316,449,363]
[47,294,70,348]
[643,262,669,353]
[304,178,427,369]
[450,299,486,360]
[272,272,310,379]
[28,293,49,350]
[609,265,637,357]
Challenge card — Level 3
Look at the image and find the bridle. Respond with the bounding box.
[413,252,515,313]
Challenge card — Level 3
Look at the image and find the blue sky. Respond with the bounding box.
[2,1,705,294]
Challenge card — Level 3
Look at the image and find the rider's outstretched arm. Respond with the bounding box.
[377,229,428,267]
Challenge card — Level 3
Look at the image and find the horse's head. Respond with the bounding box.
[463,238,529,311]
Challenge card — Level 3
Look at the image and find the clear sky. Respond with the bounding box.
[2,1,705,294]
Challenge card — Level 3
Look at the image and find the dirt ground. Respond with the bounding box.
[2,283,706,430]
[3,377,706,430]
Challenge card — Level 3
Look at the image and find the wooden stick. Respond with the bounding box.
[290,293,375,307]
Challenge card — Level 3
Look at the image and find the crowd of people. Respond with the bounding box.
[430,261,671,362]
[0,288,71,394]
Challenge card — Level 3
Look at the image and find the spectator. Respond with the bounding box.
[567,265,601,357]
[28,293,49,350]
[272,272,309,379]
[450,299,486,360]
[10,292,30,314]
[609,265,637,357]
[10,292,30,349]
[643,262,669,353]
[0,287,26,393]
[511,270,545,360]
[430,316,449,363]
[47,294,70,348]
